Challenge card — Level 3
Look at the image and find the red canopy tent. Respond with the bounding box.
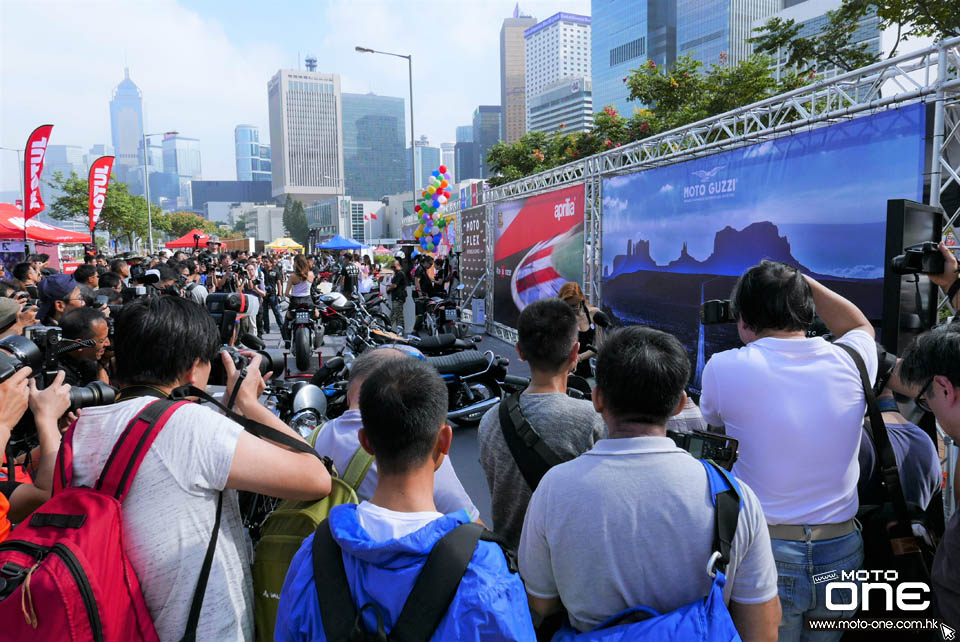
[165,229,212,249]
[0,203,92,243]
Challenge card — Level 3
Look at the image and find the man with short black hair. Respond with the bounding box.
[182,259,207,305]
[520,326,780,639]
[478,297,606,549]
[59,307,109,386]
[98,271,122,292]
[110,258,130,286]
[260,256,284,334]
[12,262,39,299]
[699,260,877,640]
[276,358,535,641]
[311,347,480,518]
[73,264,99,292]
[899,324,960,626]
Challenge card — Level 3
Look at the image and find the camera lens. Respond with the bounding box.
[68,381,118,411]
[0,335,42,382]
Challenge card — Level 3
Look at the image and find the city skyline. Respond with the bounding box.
[0,0,589,195]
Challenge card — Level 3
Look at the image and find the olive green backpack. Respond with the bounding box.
[252,424,375,642]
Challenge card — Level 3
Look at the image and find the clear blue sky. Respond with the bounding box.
[0,0,588,194]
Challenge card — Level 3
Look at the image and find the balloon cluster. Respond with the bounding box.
[413,165,451,252]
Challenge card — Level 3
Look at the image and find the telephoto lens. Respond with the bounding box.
[0,335,42,383]
[68,381,118,412]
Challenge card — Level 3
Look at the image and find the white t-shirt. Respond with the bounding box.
[356,501,444,541]
[70,397,252,642]
[519,437,778,632]
[311,410,480,521]
[700,329,878,525]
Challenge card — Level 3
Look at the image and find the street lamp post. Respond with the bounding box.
[355,46,415,217]
[141,130,178,254]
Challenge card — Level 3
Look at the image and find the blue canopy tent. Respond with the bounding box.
[316,234,366,250]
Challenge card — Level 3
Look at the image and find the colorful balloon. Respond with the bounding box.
[438,165,447,174]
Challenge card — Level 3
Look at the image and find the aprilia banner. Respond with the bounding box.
[87,156,115,234]
[24,124,54,220]
[493,184,584,328]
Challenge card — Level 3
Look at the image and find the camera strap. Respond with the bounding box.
[168,384,328,464]
[498,393,565,492]
[834,343,913,541]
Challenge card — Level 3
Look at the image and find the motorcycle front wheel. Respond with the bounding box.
[294,326,311,371]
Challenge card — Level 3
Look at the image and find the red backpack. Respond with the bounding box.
[0,399,221,642]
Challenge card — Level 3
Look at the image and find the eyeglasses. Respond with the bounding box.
[63,296,85,303]
[916,378,935,413]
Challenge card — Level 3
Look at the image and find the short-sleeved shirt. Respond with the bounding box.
[477,393,607,549]
[700,329,878,525]
[341,263,360,295]
[858,418,941,510]
[70,397,252,641]
[519,436,778,632]
[311,410,480,521]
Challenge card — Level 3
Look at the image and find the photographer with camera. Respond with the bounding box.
[519,325,780,640]
[0,296,38,340]
[214,253,241,293]
[182,259,208,306]
[11,262,39,300]
[37,274,86,326]
[59,308,110,387]
[699,261,876,641]
[60,295,331,639]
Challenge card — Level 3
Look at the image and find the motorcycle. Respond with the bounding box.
[419,285,468,338]
[288,300,324,372]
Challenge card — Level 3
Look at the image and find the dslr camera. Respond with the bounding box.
[700,299,737,325]
[891,242,945,275]
[667,429,739,470]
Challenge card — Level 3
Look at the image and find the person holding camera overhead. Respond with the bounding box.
[699,261,877,642]
[214,253,240,293]
[59,308,111,387]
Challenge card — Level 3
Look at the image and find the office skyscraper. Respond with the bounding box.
[525,13,592,134]
[456,125,474,143]
[235,125,271,182]
[441,142,456,183]
[267,69,344,203]
[591,0,676,117]
[341,92,406,200]
[473,106,502,180]
[500,9,538,144]
[677,0,780,66]
[413,136,442,193]
[161,134,201,209]
[455,142,478,182]
[109,68,144,183]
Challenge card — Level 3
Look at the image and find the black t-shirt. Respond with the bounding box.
[419,272,445,298]
[390,270,408,301]
[219,270,239,293]
[341,263,361,294]
[263,267,281,295]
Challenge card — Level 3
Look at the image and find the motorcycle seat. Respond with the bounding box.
[363,292,381,303]
[330,301,356,312]
[416,334,476,353]
[426,350,490,377]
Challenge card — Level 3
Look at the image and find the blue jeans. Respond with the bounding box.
[772,529,864,642]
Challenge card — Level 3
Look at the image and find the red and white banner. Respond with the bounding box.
[87,155,115,234]
[24,124,54,220]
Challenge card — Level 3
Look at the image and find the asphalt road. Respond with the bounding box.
[260,320,524,525]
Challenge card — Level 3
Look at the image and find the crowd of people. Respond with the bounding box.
[0,242,959,641]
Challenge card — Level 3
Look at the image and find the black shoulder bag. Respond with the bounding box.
[498,393,567,492]
[834,344,938,584]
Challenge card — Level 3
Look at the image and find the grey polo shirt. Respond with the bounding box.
[518,436,778,632]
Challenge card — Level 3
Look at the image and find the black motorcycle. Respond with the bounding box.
[288,301,324,372]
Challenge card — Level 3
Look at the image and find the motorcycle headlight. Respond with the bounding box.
[289,409,321,439]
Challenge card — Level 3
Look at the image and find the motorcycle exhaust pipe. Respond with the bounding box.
[447,396,501,421]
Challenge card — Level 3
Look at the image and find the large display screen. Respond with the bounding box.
[601,103,927,391]
[493,185,585,328]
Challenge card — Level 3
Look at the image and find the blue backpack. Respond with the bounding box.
[552,459,744,642]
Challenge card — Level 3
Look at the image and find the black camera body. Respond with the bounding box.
[23,325,63,382]
[891,242,945,275]
[667,429,739,470]
[701,299,737,325]
[208,345,284,387]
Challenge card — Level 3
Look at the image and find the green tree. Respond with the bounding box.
[45,171,167,251]
[282,195,309,246]
[162,210,219,238]
[487,54,800,186]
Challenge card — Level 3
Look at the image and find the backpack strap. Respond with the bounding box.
[341,446,375,491]
[700,459,742,575]
[389,522,483,642]
[834,342,913,540]
[498,393,564,492]
[313,519,359,641]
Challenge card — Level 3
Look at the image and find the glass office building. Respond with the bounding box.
[109,68,144,182]
[591,0,674,117]
[341,92,406,200]
[677,0,780,67]
[473,106,502,180]
[234,125,271,182]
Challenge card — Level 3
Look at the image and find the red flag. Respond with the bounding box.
[88,156,115,234]
[369,212,378,220]
[24,124,54,220]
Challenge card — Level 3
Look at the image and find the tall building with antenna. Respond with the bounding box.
[109,68,144,183]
